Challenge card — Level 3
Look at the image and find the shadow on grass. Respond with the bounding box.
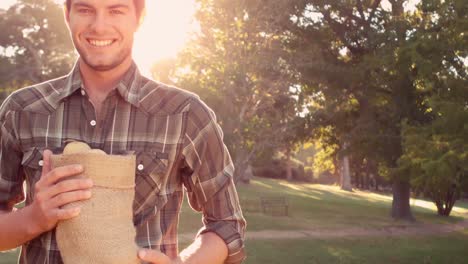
[244,229,468,264]
[237,177,467,229]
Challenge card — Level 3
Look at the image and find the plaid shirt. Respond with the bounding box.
[0,61,246,263]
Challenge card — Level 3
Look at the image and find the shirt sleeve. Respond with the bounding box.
[0,96,24,211]
[181,97,246,264]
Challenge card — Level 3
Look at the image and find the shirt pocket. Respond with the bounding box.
[133,150,169,226]
[21,147,44,182]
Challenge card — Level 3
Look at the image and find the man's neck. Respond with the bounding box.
[78,58,132,106]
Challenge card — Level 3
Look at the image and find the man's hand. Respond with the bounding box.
[29,149,93,233]
[138,249,182,264]
[137,232,228,264]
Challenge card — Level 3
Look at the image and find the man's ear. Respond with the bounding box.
[63,4,71,25]
[137,8,146,30]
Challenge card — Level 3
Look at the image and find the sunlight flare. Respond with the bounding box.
[134,0,197,76]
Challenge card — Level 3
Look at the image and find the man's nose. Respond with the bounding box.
[90,12,109,33]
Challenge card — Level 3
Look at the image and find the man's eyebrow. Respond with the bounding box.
[71,2,129,10]
[71,1,93,9]
[108,4,130,10]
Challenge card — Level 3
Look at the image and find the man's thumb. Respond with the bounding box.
[138,249,171,264]
[41,149,52,176]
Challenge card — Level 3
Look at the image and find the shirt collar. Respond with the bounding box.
[58,60,82,101]
[59,60,142,107]
[115,61,141,107]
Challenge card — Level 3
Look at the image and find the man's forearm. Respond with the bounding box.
[0,207,41,251]
[177,232,228,264]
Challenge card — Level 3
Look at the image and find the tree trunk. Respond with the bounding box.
[370,172,379,191]
[391,180,414,220]
[340,143,353,191]
[332,157,340,184]
[356,172,362,189]
[242,165,253,184]
[233,160,248,184]
[374,175,380,191]
[233,149,250,184]
[341,150,352,191]
[285,149,293,181]
[434,188,457,216]
[388,0,415,222]
[364,173,370,190]
[368,159,379,191]
[233,145,260,184]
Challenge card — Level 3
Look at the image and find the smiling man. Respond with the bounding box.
[0,0,246,264]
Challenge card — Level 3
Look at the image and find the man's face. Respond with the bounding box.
[65,0,139,71]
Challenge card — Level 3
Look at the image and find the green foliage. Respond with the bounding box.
[267,0,466,217]
[169,0,308,180]
[398,0,468,216]
[303,166,314,181]
[253,155,307,181]
[0,0,75,96]
[165,1,467,207]
[289,0,428,176]
[311,138,338,177]
[1,0,465,221]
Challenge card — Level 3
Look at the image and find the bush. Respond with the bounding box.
[253,157,311,182]
[316,171,339,185]
[304,166,315,182]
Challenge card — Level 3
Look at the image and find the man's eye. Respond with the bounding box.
[78,8,93,14]
[110,10,124,15]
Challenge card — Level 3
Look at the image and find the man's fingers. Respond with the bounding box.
[50,190,92,208]
[42,164,84,186]
[138,249,171,264]
[54,207,81,220]
[41,149,52,176]
[48,179,94,198]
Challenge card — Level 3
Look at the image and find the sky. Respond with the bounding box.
[0,0,197,76]
[0,0,16,8]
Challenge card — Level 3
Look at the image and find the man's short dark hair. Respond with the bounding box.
[65,0,146,20]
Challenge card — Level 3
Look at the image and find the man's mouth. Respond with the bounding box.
[87,39,116,47]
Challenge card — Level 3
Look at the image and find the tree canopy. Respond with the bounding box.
[0,0,74,98]
[1,0,466,218]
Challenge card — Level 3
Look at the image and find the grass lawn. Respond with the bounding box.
[180,176,468,233]
[2,177,468,263]
[244,229,468,264]
[0,251,16,264]
[3,230,468,264]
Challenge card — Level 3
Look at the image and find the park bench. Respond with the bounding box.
[260,196,289,216]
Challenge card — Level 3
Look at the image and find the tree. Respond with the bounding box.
[264,0,443,220]
[0,0,75,101]
[154,0,466,219]
[398,0,467,216]
[171,0,307,182]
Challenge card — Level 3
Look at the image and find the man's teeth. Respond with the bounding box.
[89,39,114,47]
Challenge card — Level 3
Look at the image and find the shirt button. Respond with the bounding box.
[81,89,86,96]
[90,120,97,126]
[137,164,144,171]
[38,160,44,167]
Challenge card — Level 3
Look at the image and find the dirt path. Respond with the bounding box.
[179,218,468,242]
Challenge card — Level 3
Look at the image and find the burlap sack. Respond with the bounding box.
[51,152,140,264]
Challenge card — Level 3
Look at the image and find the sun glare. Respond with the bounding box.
[134,0,197,76]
